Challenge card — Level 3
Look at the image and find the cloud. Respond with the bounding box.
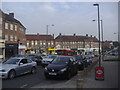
[63,4,71,9]
[42,4,56,13]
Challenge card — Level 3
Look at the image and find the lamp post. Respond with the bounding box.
[46,24,54,35]
[92,19,104,61]
[93,3,101,67]
[114,32,120,59]
[46,24,54,54]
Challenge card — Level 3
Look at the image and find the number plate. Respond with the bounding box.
[49,73,57,75]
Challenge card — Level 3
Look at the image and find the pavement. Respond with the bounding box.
[31,57,119,89]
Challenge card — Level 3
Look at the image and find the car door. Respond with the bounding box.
[27,58,34,72]
[69,57,77,75]
[18,59,29,74]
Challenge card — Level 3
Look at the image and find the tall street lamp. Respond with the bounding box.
[46,24,54,54]
[92,19,104,61]
[46,24,54,35]
[93,3,101,67]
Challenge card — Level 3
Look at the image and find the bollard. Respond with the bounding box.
[83,68,88,76]
[77,71,84,78]
[76,79,84,88]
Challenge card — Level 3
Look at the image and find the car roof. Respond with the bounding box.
[57,56,73,58]
[10,57,27,60]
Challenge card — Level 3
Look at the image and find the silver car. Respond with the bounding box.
[41,55,58,67]
[0,57,37,79]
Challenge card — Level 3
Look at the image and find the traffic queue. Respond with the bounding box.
[0,49,94,80]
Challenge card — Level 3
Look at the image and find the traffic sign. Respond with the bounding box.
[95,67,104,80]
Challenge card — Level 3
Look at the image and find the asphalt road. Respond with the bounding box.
[2,55,118,89]
[2,66,67,88]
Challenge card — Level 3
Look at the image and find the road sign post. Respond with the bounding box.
[95,67,104,80]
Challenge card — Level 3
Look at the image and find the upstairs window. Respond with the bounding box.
[10,24,13,30]
[15,25,17,31]
[5,23,8,29]
[0,17,2,24]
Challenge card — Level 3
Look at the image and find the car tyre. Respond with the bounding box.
[31,67,36,74]
[45,75,50,80]
[8,70,16,79]
[66,72,71,80]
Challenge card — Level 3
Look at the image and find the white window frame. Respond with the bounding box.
[10,24,13,30]
[5,34,8,41]
[15,25,17,31]
[0,17,2,24]
[5,23,8,29]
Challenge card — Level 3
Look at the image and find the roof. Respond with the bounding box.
[55,35,98,42]
[26,34,54,41]
[1,10,26,29]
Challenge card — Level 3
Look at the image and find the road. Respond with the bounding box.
[2,66,67,88]
[2,56,118,88]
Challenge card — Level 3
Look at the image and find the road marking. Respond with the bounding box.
[20,84,28,88]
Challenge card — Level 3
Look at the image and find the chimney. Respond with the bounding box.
[52,34,54,38]
[73,33,76,36]
[86,34,88,37]
[59,33,62,36]
[9,13,14,18]
[37,33,39,35]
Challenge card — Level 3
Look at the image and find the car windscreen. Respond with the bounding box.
[16,55,27,57]
[51,57,69,64]
[3,58,20,64]
[48,55,57,59]
[75,55,83,61]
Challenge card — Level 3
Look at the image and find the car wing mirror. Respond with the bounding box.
[19,63,23,65]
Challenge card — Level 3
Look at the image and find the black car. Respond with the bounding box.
[44,56,78,80]
[73,55,85,70]
[29,55,43,66]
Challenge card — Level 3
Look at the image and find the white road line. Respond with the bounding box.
[20,84,28,88]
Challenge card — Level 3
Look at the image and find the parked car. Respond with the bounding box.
[29,55,43,66]
[15,54,28,58]
[85,56,92,66]
[41,54,48,58]
[44,56,78,80]
[0,57,37,79]
[41,55,58,67]
[73,55,85,70]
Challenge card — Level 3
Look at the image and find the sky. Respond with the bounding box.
[1,1,118,41]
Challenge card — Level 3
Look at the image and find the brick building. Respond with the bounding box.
[26,34,54,54]
[1,10,26,58]
[55,33,99,54]
[0,10,5,59]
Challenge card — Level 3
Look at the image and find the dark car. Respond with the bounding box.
[85,56,92,66]
[73,55,85,70]
[41,55,58,67]
[29,55,42,66]
[44,56,78,80]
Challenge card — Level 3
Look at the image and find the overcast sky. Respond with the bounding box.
[1,2,118,41]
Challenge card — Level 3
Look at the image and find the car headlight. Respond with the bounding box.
[61,68,67,72]
[78,62,81,64]
[45,67,47,70]
[87,60,89,62]
[0,69,6,72]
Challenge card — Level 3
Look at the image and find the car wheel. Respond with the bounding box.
[66,72,71,80]
[31,67,36,74]
[45,75,50,80]
[8,70,16,79]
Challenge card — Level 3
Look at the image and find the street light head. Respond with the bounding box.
[51,24,54,26]
[93,3,99,6]
[92,20,96,21]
